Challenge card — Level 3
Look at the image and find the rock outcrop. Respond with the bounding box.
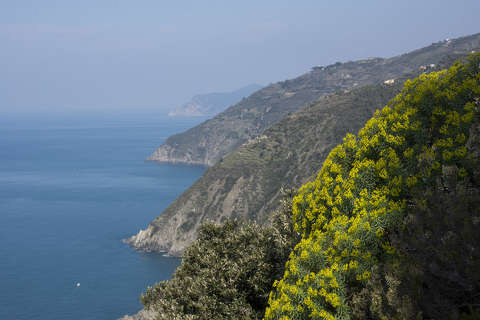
[118,308,157,320]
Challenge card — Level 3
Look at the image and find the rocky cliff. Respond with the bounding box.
[118,309,157,320]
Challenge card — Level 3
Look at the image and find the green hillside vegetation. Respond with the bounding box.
[140,190,300,320]
[264,54,480,319]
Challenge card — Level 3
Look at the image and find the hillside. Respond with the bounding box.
[127,53,480,320]
[128,83,402,255]
[127,37,480,256]
[168,84,262,117]
[148,33,480,166]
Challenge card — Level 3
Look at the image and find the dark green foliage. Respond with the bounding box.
[460,306,480,320]
[350,151,480,319]
[350,57,480,320]
[140,189,300,320]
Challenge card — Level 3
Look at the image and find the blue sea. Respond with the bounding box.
[0,113,207,320]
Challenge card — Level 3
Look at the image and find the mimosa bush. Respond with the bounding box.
[264,54,480,320]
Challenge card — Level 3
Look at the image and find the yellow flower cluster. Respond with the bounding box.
[264,54,480,320]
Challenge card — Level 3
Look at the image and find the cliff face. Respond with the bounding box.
[147,33,480,167]
[128,33,480,256]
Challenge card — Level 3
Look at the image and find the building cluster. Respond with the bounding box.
[419,64,436,71]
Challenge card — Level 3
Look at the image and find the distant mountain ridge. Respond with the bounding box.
[129,33,480,256]
[147,33,480,166]
[168,84,262,117]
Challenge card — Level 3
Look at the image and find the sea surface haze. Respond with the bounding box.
[0,113,206,320]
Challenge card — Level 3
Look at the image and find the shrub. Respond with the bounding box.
[140,188,300,320]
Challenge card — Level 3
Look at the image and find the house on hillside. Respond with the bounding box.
[419,64,436,71]
[312,66,325,71]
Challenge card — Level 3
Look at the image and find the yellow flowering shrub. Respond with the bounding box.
[264,54,480,319]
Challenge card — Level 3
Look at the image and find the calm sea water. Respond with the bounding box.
[0,114,206,320]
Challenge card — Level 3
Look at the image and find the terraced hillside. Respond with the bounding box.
[148,33,480,166]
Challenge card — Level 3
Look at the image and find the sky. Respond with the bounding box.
[1,0,479,116]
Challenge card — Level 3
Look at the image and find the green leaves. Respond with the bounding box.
[140,189,299,320]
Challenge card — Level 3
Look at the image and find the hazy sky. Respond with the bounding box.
[1,0,479,115]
